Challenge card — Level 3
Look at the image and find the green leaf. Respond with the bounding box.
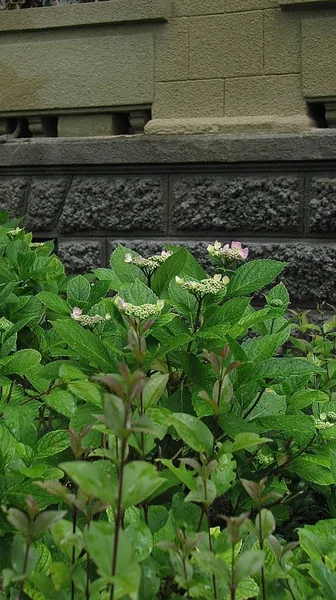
[122,461,163,509]
[37,292,69,315]
[288,389,329,410]
[168,279,197,322]
[311,562,336,600]
[179,352,206,390]
[52,319,113,371]
[35,431,70,459]
[247,390,287,420]
[44,389,77,419]
[93,268,123,292]
[60,460,118,505]
[143,373,169,409]
[169,413,214,456]
[121,279,158,306]
[331,450,336,483]
[126,519,153,562]
[242,329,290,362]
[201,297,251,333]
[227,260,285,296]
[153,334,191,358]
[256,358,323,380]
[235,550,265,583]
[266,282,290,309]
[257,414,316,447]
[84,521,133,580]
[219,433,272,455]
[68,380,102,408]
[159,460,196,492]
[211,453,236,496]
[152,247,188,296]
[67,275,91,308]
[287,457,333,485]
[110,244,146,283]
[0,349,41,376]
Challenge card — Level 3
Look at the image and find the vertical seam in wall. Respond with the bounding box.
[223,79,226,116]
[54,174,73,235]
[102,237,108,268]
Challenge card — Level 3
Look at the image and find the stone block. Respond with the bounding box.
[58,115,114,138]
[58,239,104,275]
[309,176,336,232]
[248,242,336,304]
[0,26,154,113]
[155,18,189,82]
[58,176,167,233]
[171,0,225,17]
[153,80,224,118]
[25,177,69,231]
[171,175,303,232]
[225,74,305,117]
[302,13,336,100]
[226,0,278,11]
[189,13,263,79]
[264,9,301,75]
[0,177,28,218]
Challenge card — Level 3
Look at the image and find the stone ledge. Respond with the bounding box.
[0,0,170,32]
[280,0,336,9]
[1,132,336,167]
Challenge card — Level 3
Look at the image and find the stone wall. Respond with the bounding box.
[1,0,336,136]
[1,133,336,306]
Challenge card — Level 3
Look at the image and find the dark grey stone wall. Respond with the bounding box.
[1,133,336,306]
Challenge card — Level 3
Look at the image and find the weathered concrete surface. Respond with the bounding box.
[2,133,336,167]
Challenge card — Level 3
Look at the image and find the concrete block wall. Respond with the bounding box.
[1,0,336,135]
[1,133,336,306]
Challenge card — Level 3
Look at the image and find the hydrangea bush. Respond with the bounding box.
[0,214,335,600]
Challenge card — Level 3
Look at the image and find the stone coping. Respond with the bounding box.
[1,132,336,167]
[0,0,170,32]
[280,0,336,9]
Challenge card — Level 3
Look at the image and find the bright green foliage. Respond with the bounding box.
[0,215,333,599]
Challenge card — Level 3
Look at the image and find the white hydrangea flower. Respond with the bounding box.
[115,297,164,320]
[124,250,172,273]
[175,274,229,298]
[71,307,108,327]
[208,240,249,262]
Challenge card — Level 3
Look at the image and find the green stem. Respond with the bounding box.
[258,509,266,600]
[205,508,218,599]
[86,519,91,600]
[18,540,31,600]
[230,542,236,600]
[110,436,127,600]
[71,504,78,600]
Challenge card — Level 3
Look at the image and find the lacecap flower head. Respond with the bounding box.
[71,307,111,327]
[175,273,229,298]
[208,241,249,262]
[124,250,172,272]
[115,296,164,320]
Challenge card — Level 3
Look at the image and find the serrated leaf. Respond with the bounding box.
[67,275,91,308]
[44,389,77,418]
[37,292,69,315]
[152,247,188,297]
[0,349,41,376]
[36,431,70,459]
[227,260,285,296]
[52,319,113,371]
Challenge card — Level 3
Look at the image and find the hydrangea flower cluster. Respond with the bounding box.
[175,274,229,299]
[125,251,172,275]
[314,411,336,430]
[71,307,111,327]
[207,241,249,262]
[115,297,164,320]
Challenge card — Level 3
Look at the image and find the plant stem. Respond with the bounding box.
[71,504,78,600]
[205,507,218,599]
[18,540,30,600]
[85,520,91,600]
[187,297,203,353]
[230,542,236,600]
[243,388,264,419]
[110,435,127,600]
[258,509,266,600]
[211,370,224,459]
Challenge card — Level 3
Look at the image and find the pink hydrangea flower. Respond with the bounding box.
[223,241,249,260]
